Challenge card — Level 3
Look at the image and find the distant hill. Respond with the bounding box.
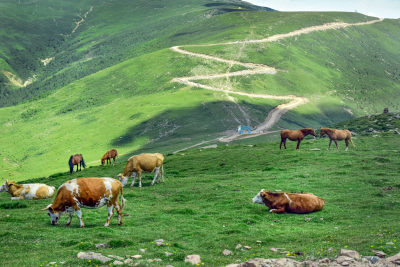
[0,0,399,180]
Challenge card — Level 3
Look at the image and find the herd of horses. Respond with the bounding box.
[68,149,118,173]
[280,127,355,150]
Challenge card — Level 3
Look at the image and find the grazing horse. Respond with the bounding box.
[280,128,317,150]
[69,154,86,174]
[101,149,118,166]
[320,128,355,151]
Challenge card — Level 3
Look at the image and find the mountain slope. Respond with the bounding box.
[0,4,399,180]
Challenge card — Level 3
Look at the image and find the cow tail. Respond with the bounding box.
[81,156,86,168]
[68,156,74,173]
[120,187,125,209]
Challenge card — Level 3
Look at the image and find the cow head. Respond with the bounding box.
[0,180,8,192]
[117,173,128,186]
[252,189,266,204]
[42,204,61,225]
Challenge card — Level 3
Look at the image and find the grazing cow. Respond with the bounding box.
[252,189,325,214]
[320,128,355,151]
[280,128,317,150]
[0,180,55,200]
[42,177,125,227]
[101,148,118,166]
[118,153,164,187]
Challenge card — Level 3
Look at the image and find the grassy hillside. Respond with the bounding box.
[0,134,399,266]
[0,4,399,181]
[0,0,272,106]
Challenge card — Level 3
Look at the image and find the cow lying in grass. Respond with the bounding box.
[252,189,325,214]
[42,177,125,227]
[0,180,55,200]
[118,153,164,187]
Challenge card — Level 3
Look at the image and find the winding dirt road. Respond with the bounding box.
[171,18,382,151]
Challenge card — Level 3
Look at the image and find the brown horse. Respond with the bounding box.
[320,128,355,151]
[280,128,317,150]
[101,149,118,166]
[68,154,86,174]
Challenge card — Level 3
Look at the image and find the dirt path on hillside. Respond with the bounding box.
[170,19,383,152]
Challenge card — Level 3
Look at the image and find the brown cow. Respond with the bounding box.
[42,177,125,227]
[280,128,317,150]
[252,189,324,214]
[118,153,164,187]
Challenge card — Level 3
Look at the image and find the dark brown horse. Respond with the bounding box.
[320,128,355,151]
[101,149,118,166]
[280,128,317,150]
[69,154,86,174]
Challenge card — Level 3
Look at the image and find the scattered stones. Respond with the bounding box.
[124,259,133,264]
[336,256,354,264]
[223,249,233,256]
[131,255,142,259]
[113,260,123,265]
[60,262,65,265]
[319,258,330,263]
[270,248,278,252]
[166,265,175,267]
[256,240,262,244]
[235,244,242,250]
[165,252,173,257]
[49,262,56,265]
[147,258,162,263]
[77,252,112,263]
[95,243,110,248]
[108,255,124,261]
[363,256,381,264]
[388,252,400,265]
[387,242,394,245]
[243,246,251,250]
[310,148,321,151]
[155,239,165,246]
[304,217,312,222]
[373,250,387,258]
[340,248,361,260]
[202,144,217,149]
[340,261,350,266]
[185,255,201,265]
[139,248,146,253]
[328,247,334,252]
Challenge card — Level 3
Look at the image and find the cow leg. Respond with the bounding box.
[104,205,114,227]
[151,167,160,186]
[130,172,137,187]
[115,201,123,226]
[158,165,164,183]
[138,171,143,188]
[75,209,85,228]
[270,207,286,213]
[66,212,74,226]
[11,196,23,200]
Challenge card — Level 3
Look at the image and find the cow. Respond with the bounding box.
[0,180,55,200]
[118,153,164,187]
[41,177,125,227]
[252,189,325,214]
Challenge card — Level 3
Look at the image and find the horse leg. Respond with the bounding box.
[334,140,339,150]
[113,157,115,166]
[280,138,283,149]
[296,139,301,150]
[328,139,332,150]
[284,139,287,149]
[345,139,349,151]
[76,164,79,172]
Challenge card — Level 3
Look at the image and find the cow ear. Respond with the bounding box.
[41,204,52,211]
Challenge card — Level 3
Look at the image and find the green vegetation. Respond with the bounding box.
[1,133,399,266]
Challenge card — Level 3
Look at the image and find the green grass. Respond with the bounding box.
[0,134,399,266]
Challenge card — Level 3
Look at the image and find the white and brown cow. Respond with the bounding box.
[118,153,164,187]
[0,180,55,200]
[252,189,325,214]
[42,177,125,227]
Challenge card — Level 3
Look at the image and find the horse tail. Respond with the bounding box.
[68,156,74,173]
[81,156,86,168]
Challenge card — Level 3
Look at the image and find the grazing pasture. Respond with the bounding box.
[0,135,399,266]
